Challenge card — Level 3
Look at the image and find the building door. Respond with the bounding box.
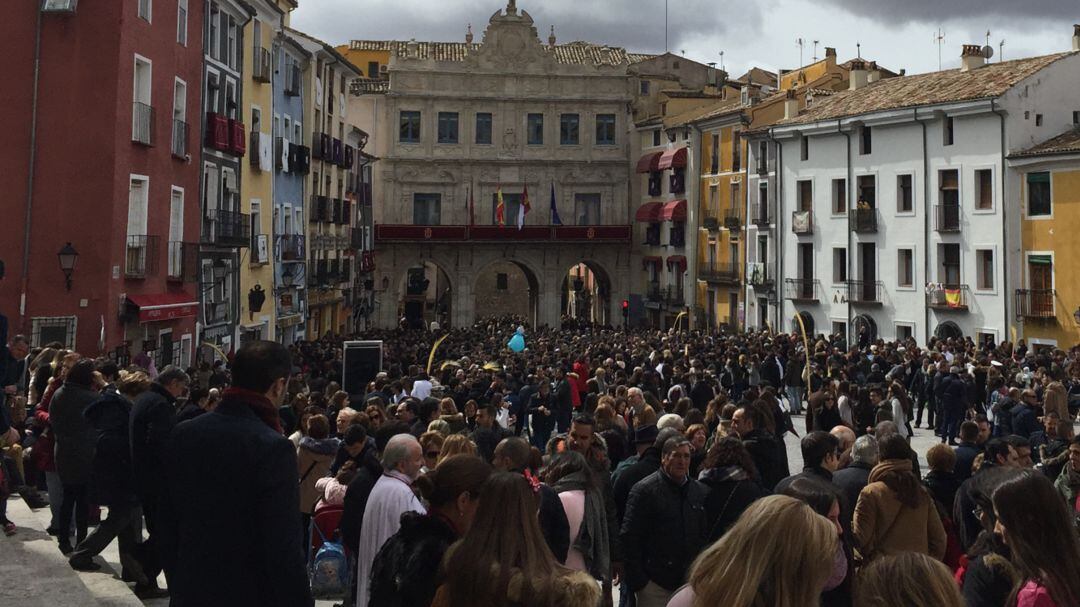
[1029,258,1053,316]
[799,243,814,298]
[158,330,173,369]
[728,292,739,329]
[860,244,876,300]
[940,244,961,285]
[758,297,768,329]
[707,289,716,330]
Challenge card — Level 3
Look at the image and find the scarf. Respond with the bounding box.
[869,458,921,508]
[1067,464,1080,490]
[222,387,283,433]
[698,465,749,483]
[549,470,611,580]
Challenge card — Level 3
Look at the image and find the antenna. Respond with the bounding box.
[999,39,1006,62]
[796,37,804,67]
[664,0,669,53]
[813,40,819,61]
[934,28,946,71]
[856,41,861,58]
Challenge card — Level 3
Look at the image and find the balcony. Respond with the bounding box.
[847,280,884,305]
[700,261,740,284]
[205,112,230,152]
[125,235,160,278]
[167,241,198,282]
[374,224,633,243]
[935,203,961,232]
[253,47,272,83]
[171,119,188,158]
[204,301,229,325]
[746,262,772,290]
[756,158,768,174]
[206,209,251,248]
[311,196,327,223]
[702,212,720,231]
[647,285,684,308]
[753,204,770,227]
[791,210,813,235]
[1016,289,1056,319]
[132,102,155,146]
[724,209,742,231]
[278,234,305,261]
[784,278,820,302]
[927,284,970,311]
[850,208,877,233]
[670,172,686,194]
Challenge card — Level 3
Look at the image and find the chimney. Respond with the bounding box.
[849,59,869,90]
[465,23,473,44]
[1073,24,1080,51]
[549,25,557,48]
[826,47,836,58]
[706,63,717,87]
[866,61,881,83]
[784,89,799,119]
[960,44,985,72]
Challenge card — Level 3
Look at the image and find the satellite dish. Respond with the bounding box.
[982,45,995,59]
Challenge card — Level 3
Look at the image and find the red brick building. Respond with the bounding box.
[0,0,203,365]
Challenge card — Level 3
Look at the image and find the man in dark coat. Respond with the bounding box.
[553,366,575,433]
[158,341,313,607]
[832,434,879,534]
[130,366,188,582]
[954,421,982,482]
[937,367,967,445]
[613,427,677,521]
[733,404,787,491]
[773,430,841,495]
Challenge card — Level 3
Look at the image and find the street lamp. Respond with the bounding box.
[57,242,78,291]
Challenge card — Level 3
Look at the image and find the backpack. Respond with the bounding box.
[309,523,348,598]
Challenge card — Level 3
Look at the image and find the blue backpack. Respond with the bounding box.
[309,523,348,598]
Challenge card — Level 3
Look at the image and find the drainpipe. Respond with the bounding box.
[20,8,44,327]
[772,128,784,332]
[991,99,1009,342]
[840,119,853,341]
[689,124,702,331]
[914,108,931,345]
[742,118,750,332]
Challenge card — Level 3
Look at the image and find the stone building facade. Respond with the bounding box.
[351,2,641,328]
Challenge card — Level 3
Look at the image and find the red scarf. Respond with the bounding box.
[222,387,283,434]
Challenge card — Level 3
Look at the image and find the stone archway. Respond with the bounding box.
[935,320,963,341]
[397,260,455,330]
[472,258,541,327]
[792,311,815,338]
[560,260,613,326]
[852,314,878,347]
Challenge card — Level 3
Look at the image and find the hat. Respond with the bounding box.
[633,424,659,445]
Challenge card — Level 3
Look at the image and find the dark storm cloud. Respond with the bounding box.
[814,0,1077,24]
[293,0,766,56]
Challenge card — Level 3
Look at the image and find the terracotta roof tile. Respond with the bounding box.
[777,53,1072,127]
[1012,128,1080,158]
[347,39,651,67]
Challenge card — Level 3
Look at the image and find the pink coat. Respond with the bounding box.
[1017,580,1059,607]
[315,476,348,507]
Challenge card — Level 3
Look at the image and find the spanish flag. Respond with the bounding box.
[518,184,531,230]
[496,185,505,227]
[944,288,961,308]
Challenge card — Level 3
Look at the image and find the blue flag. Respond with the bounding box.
[550,182,562,225]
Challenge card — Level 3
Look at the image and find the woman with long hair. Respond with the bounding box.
[856,552,964,607]
[780,478,853,607]
[437,434,477,465]
[993,469,1080,607]
[543,450,608,580]
[368,454,492,607]
[667,494,836,607]
[852,433,946,561]
[697,436,768,541]
[432,472,600,607]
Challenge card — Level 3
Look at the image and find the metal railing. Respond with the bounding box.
[847,280,884,304]
[167,241,198,282]
[132,102,154,145]
[700,261,740,284]
[753,204,770,226]
[850,208,877,233]
[171,119,188,157]
[1016,289,1056,319]
[206,209,251,248]
[125,235,160,278]
[724,208,742,231]
[784,278,820,302]
[278,234,304,261]
[935,203,961,232]
[927,284,970,310]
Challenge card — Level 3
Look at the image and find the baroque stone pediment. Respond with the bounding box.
[465,5,555,73]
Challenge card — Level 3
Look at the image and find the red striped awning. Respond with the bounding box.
[128,292,198,323]
[666,255,687,272]
[659,199,687,221]
[635,201,663,223]
[636,151,663,173]
[657,147,688,170]
[641,255,663,267]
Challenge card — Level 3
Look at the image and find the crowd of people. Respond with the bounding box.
[3,316,1080,606]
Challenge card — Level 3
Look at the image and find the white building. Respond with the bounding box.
[767,42,1080,345]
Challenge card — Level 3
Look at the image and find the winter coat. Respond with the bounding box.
[369,512,458,607]
[83,389,137,505]
[50,382,100,485]
[698,466,768,541]
[852,459,947,561]
[1010,403,1040,440]
[131,382,178,499]
[297,436,339,514]
[612,446,660,521]
[741,428,787,491]
[954,441,981,482]
[620,470,710,592]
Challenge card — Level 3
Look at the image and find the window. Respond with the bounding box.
[475,112,492,144]
[897,249,914,287]
[758,141,768,172]
[437,112,459,144]
[412,193,441,225]
[596,114,616,145]
[640,80,650,95]
[732,131,741,171]
[832,322,847,340]
[527,113,544,145]
[133,56,152,144]
[1027,172,1051,217]
[800,136,809,161]
[368,61,380,79]
[177,0,187,45]
[831,179,846,214]
[399,110,421,143]
[226,15,237,69]
[1036,114,1044,127]
[138,0,151,22]
[574,193,601,226]
[975,169,993,210]
[1074,111,1080,125]
[939,169,959,206]
[944,117,954,146]
[560,113,579,145]
[940,244,961,285]
[224,78,237,118]
[652,129,661,147]
[976,249,994,290]
[168,189,184,276]
[710,134,720,173]
[708,185,719,215]
[250,200,262,258]
[729,182,740,216]
[757,182,768,221]
[897,174,913,213]
[496,273,508,290]
[128,176,149,238]
[207,5,218,60]
[493,193,522,225]
[857,175,876,207]
[832,248,847,283]
[896,324,914,341]
[859,125,872,155]
[797,180,812,211]
[31,317,77,349]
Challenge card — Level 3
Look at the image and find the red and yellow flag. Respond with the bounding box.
[496,185,505,227]
[518,184,531,230]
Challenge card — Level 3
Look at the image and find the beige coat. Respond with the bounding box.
[296,437,338,514]
[852,459,947,561]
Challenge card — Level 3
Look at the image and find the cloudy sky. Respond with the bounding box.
[292,0,1076,77]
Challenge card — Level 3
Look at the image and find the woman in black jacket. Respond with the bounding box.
[697,436,768,541]
[368,454,492,607]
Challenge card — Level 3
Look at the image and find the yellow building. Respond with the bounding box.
[1010,128,1080,348]
[237,0,286,342]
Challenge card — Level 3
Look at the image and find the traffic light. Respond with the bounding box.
[622,299,629,319]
